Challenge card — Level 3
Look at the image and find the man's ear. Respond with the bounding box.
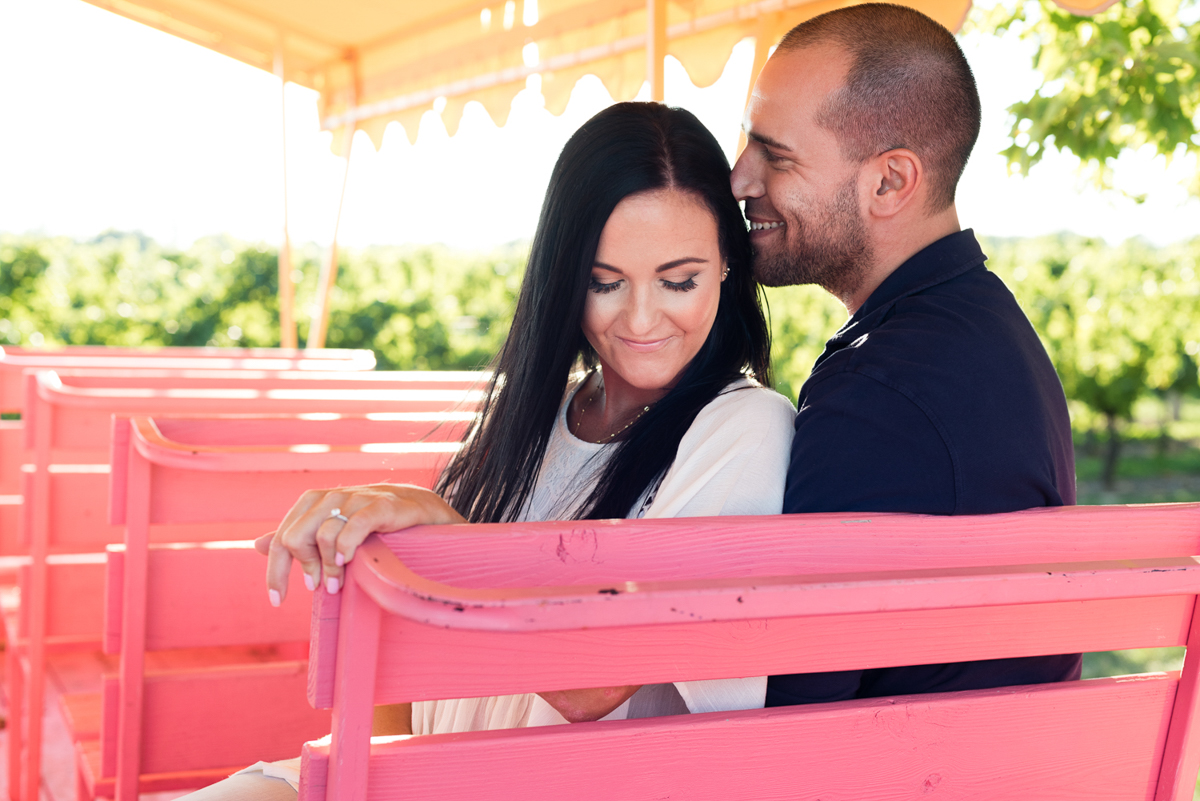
[865,149,921,219]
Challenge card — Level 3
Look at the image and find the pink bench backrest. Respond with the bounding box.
[8,370,479,553]
[301,504,1200,801]
[97,544,330,781]
[0,345,376,413]
[11,412,467,801]
[23,368,483,454]
[100,414,466,801]
[0,346,378,418]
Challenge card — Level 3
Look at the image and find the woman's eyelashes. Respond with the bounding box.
[663,276,698,292]
[588,277,622,294]
[587,274,701,294]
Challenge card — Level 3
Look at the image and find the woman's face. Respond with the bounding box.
[583,188,725,392]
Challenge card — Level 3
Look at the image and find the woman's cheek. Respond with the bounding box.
[676,285,721,338]
[581,294,616,343]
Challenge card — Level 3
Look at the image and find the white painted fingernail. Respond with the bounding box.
[335,552,345,567]
[268,589,281,608]
[304,573,316,592]
[326,576,340,594]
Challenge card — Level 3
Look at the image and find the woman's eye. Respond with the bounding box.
[588,277,622,294]
[663,277,698,292]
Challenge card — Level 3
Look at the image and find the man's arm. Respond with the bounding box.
[769,370,955,707]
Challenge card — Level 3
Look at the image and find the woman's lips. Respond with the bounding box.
[618,337,671,353]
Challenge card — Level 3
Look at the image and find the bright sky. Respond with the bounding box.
[1,0,1197,251]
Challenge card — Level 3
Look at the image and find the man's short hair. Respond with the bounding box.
[776,3,981,210]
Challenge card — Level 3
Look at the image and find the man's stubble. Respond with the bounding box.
[752,175,873,305]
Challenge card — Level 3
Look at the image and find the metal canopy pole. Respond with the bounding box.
[308,52,359,350]
[647,0,667,102]
[274,33,298,349]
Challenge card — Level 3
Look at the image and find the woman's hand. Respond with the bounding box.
[254,483,465,606]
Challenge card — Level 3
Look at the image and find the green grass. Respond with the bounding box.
[1074,434,1200,504]
[1082,647,1185,678]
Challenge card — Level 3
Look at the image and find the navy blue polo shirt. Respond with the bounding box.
[767,229,1080,707]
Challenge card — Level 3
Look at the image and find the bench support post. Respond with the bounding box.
[114,441,151,801]
[1156,595,1200,800]
[19,392,52,801]
[326,563,381,801]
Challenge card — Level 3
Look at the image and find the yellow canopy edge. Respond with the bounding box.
[81,0,1119,149]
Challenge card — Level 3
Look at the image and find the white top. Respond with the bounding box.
[412,376,797,735]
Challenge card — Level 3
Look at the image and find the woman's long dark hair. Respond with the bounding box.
[435,102,771,523]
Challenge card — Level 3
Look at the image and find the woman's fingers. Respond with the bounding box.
[253,531,274,556]
[316,497,423,593]
[264,533,295,607]
[282,496,345,595]
[265,484,466,605]
[315,514,352,593]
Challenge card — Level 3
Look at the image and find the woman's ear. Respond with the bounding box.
[865,149,922,219]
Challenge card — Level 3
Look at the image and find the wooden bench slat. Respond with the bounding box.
[301,673,1176,801]
[99,660,329,776]
[354,595,1193,705]
[106,545,315,652]
[378,503,1200,587]
[59,692,101,741]
[75,738,254,799]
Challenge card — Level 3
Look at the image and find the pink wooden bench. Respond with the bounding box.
[1,366,480,497]
[301,503,1200,800]
[69,543,328,800]
[0,346,375,547]
[81,414,469,801]
[0,344,376,414]
[10,391,473,801]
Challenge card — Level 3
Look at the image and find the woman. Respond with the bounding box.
[189,101,795,798]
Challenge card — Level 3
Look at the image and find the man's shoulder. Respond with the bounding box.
[794,262,1075,514]
[811,266,1043,392]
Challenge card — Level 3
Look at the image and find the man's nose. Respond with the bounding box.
[730,148,762,201]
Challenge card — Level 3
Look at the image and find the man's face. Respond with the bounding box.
[731,45,873,301]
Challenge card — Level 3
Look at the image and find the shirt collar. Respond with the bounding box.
[814,229,987,364]
[856,229,986,319]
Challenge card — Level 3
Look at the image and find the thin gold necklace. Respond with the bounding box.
[574,375,651,443]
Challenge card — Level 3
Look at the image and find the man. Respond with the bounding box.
[731,3,1080,705]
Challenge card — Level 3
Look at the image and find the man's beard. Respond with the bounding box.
[752,177,873,303]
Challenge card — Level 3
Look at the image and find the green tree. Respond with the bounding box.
[762,285,847,400]
[981,0,1200,197]
[986,235,1200,487]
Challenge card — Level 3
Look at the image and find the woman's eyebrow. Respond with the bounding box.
[592,257,708,274]
[656,257,708,273]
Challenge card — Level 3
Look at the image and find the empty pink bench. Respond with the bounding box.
[0,344,375,500]
[10,394,473,801]
[67,543,327,800]
[65,414,466,801]
[0,344,375,414]
[3,363,478,509]
[302,503,1200,800]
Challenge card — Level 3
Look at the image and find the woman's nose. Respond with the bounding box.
[622,286,661,335]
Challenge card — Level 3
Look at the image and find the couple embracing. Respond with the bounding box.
[193,4,1076,797]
